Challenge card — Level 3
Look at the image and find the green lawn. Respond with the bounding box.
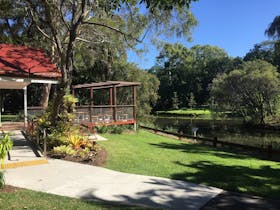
[1,114,20,122]
[0,187,148,210]
[100,130,280,199]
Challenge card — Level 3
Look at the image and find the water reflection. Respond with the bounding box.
[144,116,280,149]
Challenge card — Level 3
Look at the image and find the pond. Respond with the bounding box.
[142,116,280,150]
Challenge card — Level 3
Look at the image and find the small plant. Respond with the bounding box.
[53,145,76,156]
[67,134,85,149]
[0,134,13,167]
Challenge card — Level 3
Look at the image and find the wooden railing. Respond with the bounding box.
[74,105,135,124]
[27,106,45,117]
[27,105,135,125]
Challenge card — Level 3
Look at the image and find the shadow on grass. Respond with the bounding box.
[171,160,280,199]
[149,142,280,199]
[79,178,220,210]
[150,142,251,160]
[150,141,280,162]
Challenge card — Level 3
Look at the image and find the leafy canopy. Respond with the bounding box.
[211,60,280,125]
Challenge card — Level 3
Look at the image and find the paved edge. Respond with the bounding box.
[1,159,48,169]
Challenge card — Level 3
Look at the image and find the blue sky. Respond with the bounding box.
[127,0,280,69]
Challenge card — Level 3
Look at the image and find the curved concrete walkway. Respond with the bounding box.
[4,159,222,210]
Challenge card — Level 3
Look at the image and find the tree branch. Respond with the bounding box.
[76,37,90,43]
[82,21,142,43]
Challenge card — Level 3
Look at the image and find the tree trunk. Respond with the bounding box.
[49,84,66,126]
[40,84,51,108]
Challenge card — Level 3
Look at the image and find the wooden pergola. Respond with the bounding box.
[72,81,140,130]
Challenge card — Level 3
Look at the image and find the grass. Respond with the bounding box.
[159,109,211,115]
[157,109,211,116]
[100,130,280,199]
[155,109,237,120]
[0,187,148,210]
[1,114,20,122]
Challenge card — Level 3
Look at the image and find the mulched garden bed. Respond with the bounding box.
[48,147,108,166]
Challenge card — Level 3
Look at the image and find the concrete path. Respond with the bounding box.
[4,159,222,210]
[2,130,47,168]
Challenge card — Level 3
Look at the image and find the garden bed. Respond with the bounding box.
[48,146,107,166]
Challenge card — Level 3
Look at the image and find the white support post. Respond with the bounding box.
[23,86,27,128]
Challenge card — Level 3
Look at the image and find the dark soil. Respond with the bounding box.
[0,185,21,193]
[93,147,107,166]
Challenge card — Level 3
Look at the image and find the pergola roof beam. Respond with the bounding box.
[72,81,141,89]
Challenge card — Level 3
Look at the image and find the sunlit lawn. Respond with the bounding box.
[157,109,211,115]
[1,114,19,122]
[0,187,148,210]
[100,130,280,199]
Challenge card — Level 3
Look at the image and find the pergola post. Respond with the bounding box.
[90,88,93,122]
[133,85,137,131]
[113,85,117,121]
[109,87,113,117]
[23,86,28,128]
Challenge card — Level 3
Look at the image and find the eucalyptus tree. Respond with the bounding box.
[24,0,198,87]
[21,0,198,123]
[265,16,280,39]
[265,16,280,70]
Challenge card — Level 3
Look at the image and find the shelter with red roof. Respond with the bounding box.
[0,44,61,126]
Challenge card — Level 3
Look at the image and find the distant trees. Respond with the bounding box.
[211,60,280,125]
[150,43,240,110]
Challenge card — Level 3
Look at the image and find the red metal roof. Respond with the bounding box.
[0,44,61,78]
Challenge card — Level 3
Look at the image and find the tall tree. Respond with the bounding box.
[265,16,280,39]
[153,43,231,110]
[265,16,280,70]
[22,0,197,124]
[211,60,280,125]
[25,0,198,86]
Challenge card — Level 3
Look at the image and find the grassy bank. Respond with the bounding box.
[100,130,280,199]
[1,114,20,122]
[155,109,237,120]
[157,109,211,115]
[0,187,145,209]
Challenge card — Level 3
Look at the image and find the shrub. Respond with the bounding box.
[0,171,4,189]
[96,125,109,134]
[110,125,124,134]
[96,125,133,134]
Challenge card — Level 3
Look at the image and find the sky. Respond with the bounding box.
[127,0,280,70]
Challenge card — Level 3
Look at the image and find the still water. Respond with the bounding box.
[144,116,280,149]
